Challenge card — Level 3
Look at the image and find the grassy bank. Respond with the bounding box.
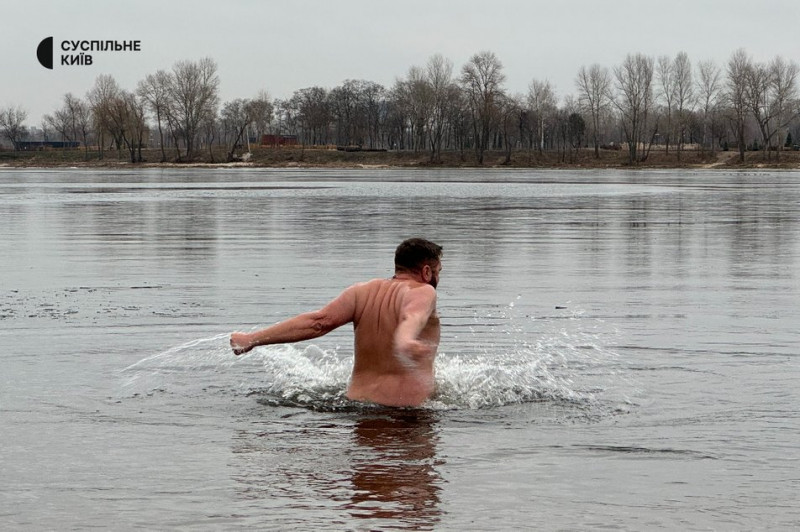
[3,145,800,170]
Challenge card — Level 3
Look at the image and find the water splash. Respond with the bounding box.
[119,305,629,414]
[119,333,238,396]
[432,326,623,410]
[122,333,233,373]
[119,333,352,403]
[244,344,352,407]
[431,299,630,412]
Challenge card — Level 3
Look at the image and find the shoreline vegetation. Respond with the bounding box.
[2,145,800,170]
[5,51,800,174]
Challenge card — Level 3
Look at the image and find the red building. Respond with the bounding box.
[261,134,299,147]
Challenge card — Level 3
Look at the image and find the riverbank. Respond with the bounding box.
[2,146,800,170]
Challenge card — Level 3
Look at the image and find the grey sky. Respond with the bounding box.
[2,0,799,125]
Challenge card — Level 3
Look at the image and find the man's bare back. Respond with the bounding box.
[347,278,440,406]
[230,238,443,408]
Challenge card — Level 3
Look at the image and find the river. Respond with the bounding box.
[1,167,798,530]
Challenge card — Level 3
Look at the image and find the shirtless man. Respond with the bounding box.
[230,238,442,407]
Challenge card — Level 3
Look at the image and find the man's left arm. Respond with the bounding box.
[393,284,437,361]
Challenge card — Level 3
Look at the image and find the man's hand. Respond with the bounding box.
[394,338,436,369]
[230,332,253,356]
[396,338,435,359]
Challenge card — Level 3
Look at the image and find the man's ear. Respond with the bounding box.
[421,264,433,282]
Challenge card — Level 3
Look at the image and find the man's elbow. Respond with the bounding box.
[311,319,328,335]
[308,311,336,336]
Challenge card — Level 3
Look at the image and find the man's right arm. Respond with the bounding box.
[230,285,358,355]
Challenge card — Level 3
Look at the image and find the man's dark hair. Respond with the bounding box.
[394,238,443,272]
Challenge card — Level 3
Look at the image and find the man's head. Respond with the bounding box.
[394,238,443,288]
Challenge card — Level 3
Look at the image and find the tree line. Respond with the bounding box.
[1,48,798,164]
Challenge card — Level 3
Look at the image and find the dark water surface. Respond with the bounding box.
[1,167,798,530]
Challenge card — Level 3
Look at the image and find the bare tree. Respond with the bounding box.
[527,78,557,155]
[563,95,586,163]
[249,90,274,144]
[44,93,91,157]
[360,81,386,149]
[105,90,148,162]
[87,74,121,159]
[614,53,657,163]
[386,79,412,150]
[726,48,751,162]
[405,67,433,151]
[518,106,536,158]
[125,91,148,163]
[446,91,471,160]
[575,64,612,158]
[268,98,286,144]
[201,110,218,162]
[385,71,429,151]
[549,96,585,163]
[745,59,775,157]
[291,87,330,145]
[673,52,694,160]
[39,118,51,142]
[67,94,92,158]
[329,82,353,147]
[460,50,506,164]
[104,94,128,158]
[221,96,273,161]
[657,55,677,154]
[769,56,799,159]
[425,54,456,162]
[168,57,220,159]
[329,79,380,148]
[43,110,71,143]
[137,70,171,162]
[496,93,523,164]
[0,105,28,151]
[696,60,723,154]
[567,111,586,162]
[743,55,800,160]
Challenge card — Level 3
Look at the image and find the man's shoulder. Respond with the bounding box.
[346,278,391,298]
[350,278,390,290]
[405,282,436,300]
[348,278,430,298]
[349,278,433,295]
[392,280,435,305]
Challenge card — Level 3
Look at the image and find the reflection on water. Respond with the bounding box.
[229,409,442,529]
[346,411,442,527]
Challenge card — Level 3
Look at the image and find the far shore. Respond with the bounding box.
[3,146,800,171]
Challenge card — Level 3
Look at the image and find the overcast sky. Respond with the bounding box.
[3,0,799,125]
